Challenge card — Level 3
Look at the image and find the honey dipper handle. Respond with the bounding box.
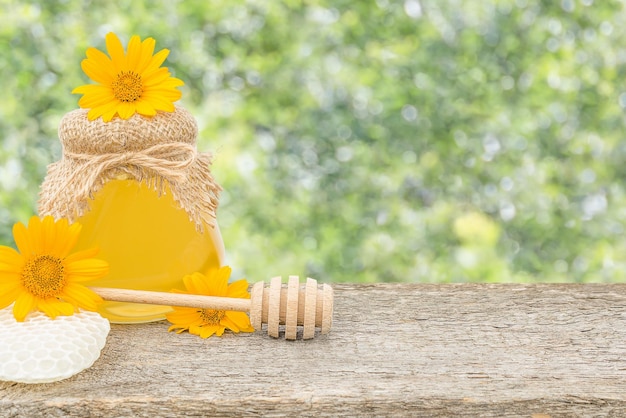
[89,287,252,312]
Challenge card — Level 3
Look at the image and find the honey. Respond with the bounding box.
[73,179,224,323]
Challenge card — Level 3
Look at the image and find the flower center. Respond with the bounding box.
[199,309,225,325]
[21,255,66,299]
[112,71,143,102]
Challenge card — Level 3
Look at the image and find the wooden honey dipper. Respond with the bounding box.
[90,276,333,340]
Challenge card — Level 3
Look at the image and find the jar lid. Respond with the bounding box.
[58,106,198,155]
[40,105,220,232]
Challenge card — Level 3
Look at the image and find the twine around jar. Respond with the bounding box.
[38,107,221,232]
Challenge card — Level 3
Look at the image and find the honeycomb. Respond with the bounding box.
[0,306,110,384]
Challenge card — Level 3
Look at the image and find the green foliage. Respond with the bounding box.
[1,0,626,283]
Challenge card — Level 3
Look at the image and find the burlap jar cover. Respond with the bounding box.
[38,106,221,232]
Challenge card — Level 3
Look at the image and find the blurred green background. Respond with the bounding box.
[1,0,626,283]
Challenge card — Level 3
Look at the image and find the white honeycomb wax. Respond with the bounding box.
[0,306,110,384]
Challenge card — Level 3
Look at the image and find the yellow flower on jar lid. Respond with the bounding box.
[72,32,184,122]
[0,216,109,321]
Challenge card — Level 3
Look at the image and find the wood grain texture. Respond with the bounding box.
[2,283,626,417]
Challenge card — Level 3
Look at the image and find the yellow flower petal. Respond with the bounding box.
[134,100,158,117]
[220,316,240,333]
[212,267,230,296]
[73,84,95,95]
[139,96,176,113]
[26,216,45,253]
[0,273,20,289]
[142,67,171,87]
[76,86,116,108]
[227,279,251,298]
[82,56,114,84]
[143,89,183,102]
[13,291,37,322]
[64,247,100,264]
[182,272,206,295]
[88,100,121,121]
[101,110,119,123]
[12,221,32,256]
[126,35,143,69]
[65,258,109,278]
[0,279,21,304]
[168,324,189,333]
[61,283,102,311]
[185,273,208,295]
[161,77,185,87]
[41,216,76,257]
[40,216,58,254]
[85,47,117,79]
[142,48,170,75]
[166,310,203,325]
[105,32,126,72]
[38,300,75,319]
[199,325,222,339]
[136,37,156,74]
[0,246,23,270]
[225,311,254,331]
[0,285,21,310]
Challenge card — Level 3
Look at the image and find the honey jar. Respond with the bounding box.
[39,106,224,323]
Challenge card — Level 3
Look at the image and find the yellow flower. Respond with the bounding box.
[0,216,109,321]
[72,32,184,122]
[166,266,254,339]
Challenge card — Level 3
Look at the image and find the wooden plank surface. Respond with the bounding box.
[2,283,626,417]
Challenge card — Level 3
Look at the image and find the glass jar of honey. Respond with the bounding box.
[39,106,224,323]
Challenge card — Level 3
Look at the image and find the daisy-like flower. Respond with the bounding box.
[72,32,184,122]
[166,266,254,339]
[0,216,109,321]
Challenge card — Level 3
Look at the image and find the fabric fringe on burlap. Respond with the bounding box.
[38,107,221,233]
